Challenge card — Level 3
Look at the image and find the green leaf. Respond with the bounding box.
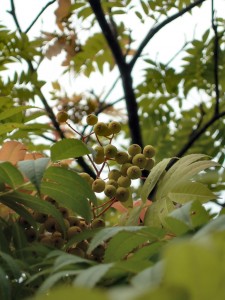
[156,154,219,200]
[0,162,24,189]
[141,158,172,202]
[131,261,164,290]
[33,286,109,300]
[50,139,90,161]
[42,166,96,222]
[163,238,225,299]
[104,227,165,263]
[1,192,65,235]
[73,263,114,288]
[168,181,216,204]
[0,105,34,121]
[38,270,81,294]
[0,251,21,278]
[52,253,93,272]
[18,158,50,194]
[193,215,225,239]
[87,226,144,255]
[0,267,11,300]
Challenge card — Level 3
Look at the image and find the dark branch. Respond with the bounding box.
[25,0,57,33]
[88,0,143,147]
[175,110,225,158]
[129,0,206,70]
[211,0,220,116]
[7,0,22,33]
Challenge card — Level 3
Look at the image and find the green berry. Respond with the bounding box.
[108,169,121,181]
[79,172,91,182]
[92,179,105,193]
[108,121,121,134]
[56,111,68,123]
[128,144,142,157]
[76,240,89,252]
[52,236,64,248]
[115,187,130,202]
[104,184,117,198]
[33,212,48,223]
[104,144,118,158]
[117,176,131,188]
[86,114,98,125]
[67,216,81,227]
[120,163,132,176]
[44,217,57,232]
[132,153,147,169]
[58,207,69,218]
[25,228,37,242]
[91,218,105,229]
[40,236,53,247]
[143,145,156,158]
[127,166,142,179]
[144,158,155,171]
[92,244,105,259]
[67,226,82,240]
[106,179,118,188]
[115,151,129,164]
[93,122,108,136]
[93,146,105,164]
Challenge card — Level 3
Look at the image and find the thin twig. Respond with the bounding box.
[211,0,220,116]
[129,0,206,70]
[7,0,22,33]
[25,0,57,33]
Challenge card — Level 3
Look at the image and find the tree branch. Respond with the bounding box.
[8,0,96,179]
[7,0,22,33]
[129,0,206,70]
[175,110,225,158]
[211,0,220,116]
[88,0,143,147]
[25,0,57,34]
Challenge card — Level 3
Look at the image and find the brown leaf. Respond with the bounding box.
[55,0,71,30]
[0,141,27,165]
[24,152,45,160]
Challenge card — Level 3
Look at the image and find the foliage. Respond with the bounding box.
[0,0,225,299]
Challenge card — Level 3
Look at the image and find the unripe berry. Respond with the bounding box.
[52,236,64,248]
[55,219,70,233]
[117,176,131,188]
[76,240,89,252]
[143,145,156,158]
[144,158,155,171]
[56,111,68,123]
[120,163,132,176]
[127,166,142,179]
[132,153,147,169]
[33,212,48,223]
[106,179,118,188]
[25,228,37,242]
[91,218,105,229]
[92,179,105,193]
[68,247,85,257]
[93,146,105,164]
[67,216,81,227]
[128,144,142,157]
[79,172,91,182]
[104,144,118,158]
[67,226,82,240]
[86,114,98,125]
[58,207,69,219]
[40,236,53,247]
[92,244,105,260]
[104,184,117,198]
[93,122,108,136]
[115,151,129,164]
[108,121,121,134]
[44,217,57,233]
[94,145,104,156]
[108,169,121,181]
[115,187,130,202]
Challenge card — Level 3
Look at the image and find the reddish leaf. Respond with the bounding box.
[0,141,27,165]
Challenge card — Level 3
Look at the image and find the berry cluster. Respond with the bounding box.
[17,196,106,262]
[56,112,156,216]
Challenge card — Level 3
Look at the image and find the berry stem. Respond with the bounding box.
[95,198,117,218]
